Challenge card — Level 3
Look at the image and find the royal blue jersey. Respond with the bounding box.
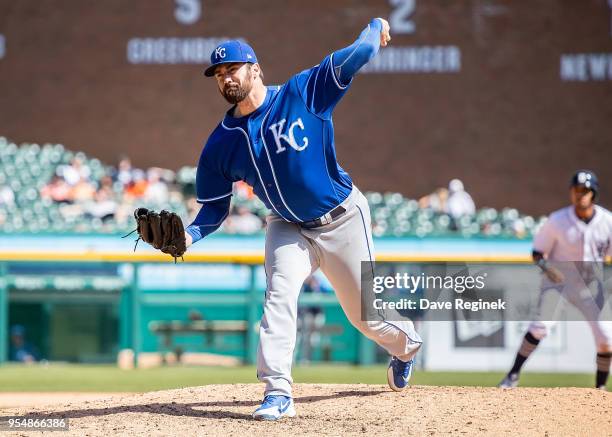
[187,19,383,243]
[197,54,354,222]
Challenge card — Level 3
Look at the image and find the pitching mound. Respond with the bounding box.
[2,384,610,436]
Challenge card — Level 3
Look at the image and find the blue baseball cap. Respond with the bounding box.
[570,169,599,198]
[204,40,258,77]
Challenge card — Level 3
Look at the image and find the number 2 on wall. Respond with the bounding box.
[389,0,416,34]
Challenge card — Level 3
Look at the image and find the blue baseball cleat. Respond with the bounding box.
[387,356,414,392]
[252,395,296,421]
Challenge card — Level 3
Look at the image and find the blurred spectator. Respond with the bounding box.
[446,179,475,218]
[297,274,332,363]
[511,218,528,239]
[188,309,203,321]
[418,187,449,213]
[100,175,114,191]
[71,177,96,203]
[124,169,148,200]
[0,184,14,206]
[9,325,39,363]
[60,157,91,186]
[223,206,263,234]
[303,274,331,294]
[144,168,169,204]
[40,175,72,203]
[85,179,117,222]
[55,176,96,220]
[372,219,387,237]
[235,180,255,200]
[114,156,134,187]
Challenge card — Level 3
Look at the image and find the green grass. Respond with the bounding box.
[0,364,606,392]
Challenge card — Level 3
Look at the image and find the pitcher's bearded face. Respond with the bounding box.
[215,63,253,104]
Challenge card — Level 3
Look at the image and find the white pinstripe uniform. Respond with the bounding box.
[529,205,612,352]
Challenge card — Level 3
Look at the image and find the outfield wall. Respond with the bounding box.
[1,235,607,371]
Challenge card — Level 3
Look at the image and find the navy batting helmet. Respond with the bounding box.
[570,169,599,199]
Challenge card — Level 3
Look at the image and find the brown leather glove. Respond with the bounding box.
[133,208,187,261]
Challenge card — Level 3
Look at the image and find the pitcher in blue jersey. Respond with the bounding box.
[186,18,422,421]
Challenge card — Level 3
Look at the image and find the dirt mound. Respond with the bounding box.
[1,384,610,436]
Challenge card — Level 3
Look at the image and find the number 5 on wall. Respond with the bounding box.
[175,0,202,25]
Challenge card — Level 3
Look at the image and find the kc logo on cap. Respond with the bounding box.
[204,40,258,77]
[215,47,226,60]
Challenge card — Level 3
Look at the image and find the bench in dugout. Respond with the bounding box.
[149,318,343,364]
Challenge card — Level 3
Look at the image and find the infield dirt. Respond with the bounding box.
[1,384,610,436]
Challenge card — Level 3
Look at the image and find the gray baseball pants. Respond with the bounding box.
[257,186,422,397]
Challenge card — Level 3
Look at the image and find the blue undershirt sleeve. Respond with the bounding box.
[332,18,383,86]
[185,196,231,244]
[294,18,383,118]
[186,140,233,245]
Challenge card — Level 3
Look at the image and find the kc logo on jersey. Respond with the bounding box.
[268,118,309,154]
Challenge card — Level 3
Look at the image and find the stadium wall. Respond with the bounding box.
[0,0,611,215]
